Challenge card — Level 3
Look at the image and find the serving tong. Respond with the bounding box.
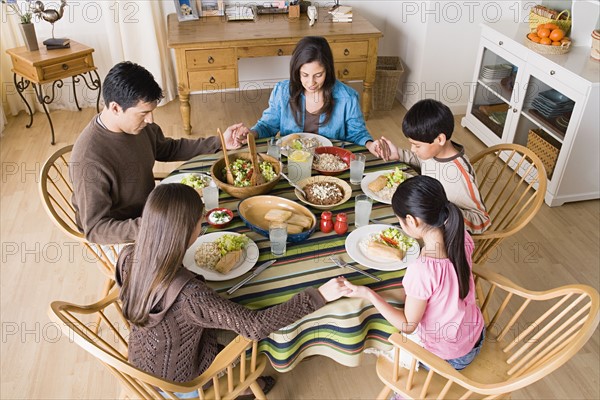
[247,134,264,186]
[217,128,235,185]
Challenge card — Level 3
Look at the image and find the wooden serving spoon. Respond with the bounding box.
[247,134,265,186]
[217,128,235,185]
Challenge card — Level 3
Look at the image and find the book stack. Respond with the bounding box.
[43,38,70,50]
[329,5,352,22]
[225,4,256,21]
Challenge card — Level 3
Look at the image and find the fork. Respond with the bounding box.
[329,256,382,281]
[199,224,209,236]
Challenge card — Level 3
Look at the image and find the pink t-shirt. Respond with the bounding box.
[402,232,484,360]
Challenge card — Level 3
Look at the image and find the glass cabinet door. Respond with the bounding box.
[468,46,519,141]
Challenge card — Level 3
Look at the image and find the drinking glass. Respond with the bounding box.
[287,143,316,183]
[349,153,366,185]
[267,137,281,160]
[269,222,288,256]
[203,186,219,210]
[354,194,373,227]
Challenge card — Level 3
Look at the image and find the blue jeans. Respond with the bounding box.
[159,389,199,399]
[446,327,485,370]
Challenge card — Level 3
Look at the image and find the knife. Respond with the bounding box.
[227,260,276,295]
[329,256,382,282]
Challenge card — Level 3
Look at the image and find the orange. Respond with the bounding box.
[540,37,552,45]
[552,41,562,46]
[538,28,551,38]
[549,29,565,42]
[545,23,559,31]
[527,32,539,41]
[530,35,541,43]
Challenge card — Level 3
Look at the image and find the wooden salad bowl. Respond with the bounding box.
[210,152,281,199]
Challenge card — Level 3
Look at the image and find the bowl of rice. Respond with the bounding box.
[312,146,353,176]
[294,175,352,210]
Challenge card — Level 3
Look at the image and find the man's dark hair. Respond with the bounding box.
[102,61,163,111]
[402,99,454,143]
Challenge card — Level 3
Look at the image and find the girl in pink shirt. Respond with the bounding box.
[343,175,484,370]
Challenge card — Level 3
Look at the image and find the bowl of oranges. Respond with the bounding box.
[526,23,571,55]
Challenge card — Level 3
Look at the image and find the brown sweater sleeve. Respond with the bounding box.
[152,125,221,161]
[182,282,326,340]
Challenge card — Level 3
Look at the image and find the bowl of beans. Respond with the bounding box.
[312,146,353,176]
[294,175,352,211]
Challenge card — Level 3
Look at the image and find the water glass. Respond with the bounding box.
[203,186,219,210]
[349,153,366,185]
[267,137,281,160]
[354,194,373,227]
[269,222,288,256]
[287,144,316,183]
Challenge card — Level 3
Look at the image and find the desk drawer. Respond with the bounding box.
[189,69,237,90]
[186,49,236,69]
[237,44,295,58]
[330,41,369,61]
[335,61,367,80]
[40,55,93,81]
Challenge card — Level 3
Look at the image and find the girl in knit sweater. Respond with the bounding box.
[116,183,350,396]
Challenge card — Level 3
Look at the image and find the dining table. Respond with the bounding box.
[169,138,414,372]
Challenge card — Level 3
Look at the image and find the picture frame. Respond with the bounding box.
[174,0,200,21]
[196,0,225,17]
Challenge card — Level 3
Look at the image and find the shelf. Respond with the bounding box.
[477,78,513,104]
[521,109,566,143]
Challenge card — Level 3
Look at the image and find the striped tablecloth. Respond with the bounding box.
[172,139,408,372]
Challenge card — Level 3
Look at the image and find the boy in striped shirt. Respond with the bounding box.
[372,99,491,234]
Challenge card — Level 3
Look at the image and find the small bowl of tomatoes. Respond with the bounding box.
[206,208,234,229]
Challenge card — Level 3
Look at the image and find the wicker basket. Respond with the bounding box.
[524,34,571,55]
[529,7,571,34]
[527,129,560,179]
[372,56,405,111]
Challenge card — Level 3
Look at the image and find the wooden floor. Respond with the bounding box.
[1,88,598,399]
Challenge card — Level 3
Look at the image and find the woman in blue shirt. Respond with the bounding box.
[246,36,376,151]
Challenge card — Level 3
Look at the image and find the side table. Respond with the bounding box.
[6,41,101,145]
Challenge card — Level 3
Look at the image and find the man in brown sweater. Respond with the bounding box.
[70,61,246,245]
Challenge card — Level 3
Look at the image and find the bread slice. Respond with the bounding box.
[214,249,244,274]
[367,241,405,261]
[287,213,313,229]
[368,175,388,192]
[286,223,304,234]
[264,209,292,222]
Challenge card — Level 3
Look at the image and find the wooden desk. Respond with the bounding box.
[6,41,101,145]
[167,11,382,135]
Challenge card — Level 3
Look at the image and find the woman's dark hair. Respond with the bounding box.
[402,99,454,143]
[289,36,336,126]
[120,183,203,326]
[102,61,163,111]
[392,176,470,299]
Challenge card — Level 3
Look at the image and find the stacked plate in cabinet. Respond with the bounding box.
[531,89,574,119]
[480,64,512,81]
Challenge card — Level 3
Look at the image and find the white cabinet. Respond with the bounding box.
[462,22,600,207]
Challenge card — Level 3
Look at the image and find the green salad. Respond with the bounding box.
[215,234,248,257]
[228,158,277,187]
[180,174,211,189]
[378,227,416,252]
[384,167,407,188]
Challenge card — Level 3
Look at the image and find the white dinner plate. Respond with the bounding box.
[345,224,420,271]
[183,232,260,281]
[160,172,216,187]
[280,133,333,156]
[361,169,414,204]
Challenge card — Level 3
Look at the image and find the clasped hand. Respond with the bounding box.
[222,123,252,150]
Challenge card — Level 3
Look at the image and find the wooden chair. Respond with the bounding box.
[48,290,268,400]
[39,145,118,298]
[470,144,548,265]
[375,265,599,399]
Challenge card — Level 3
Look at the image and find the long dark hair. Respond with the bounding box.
[289,36,336,126]
[120,184,204,326]
[392,176,470,299]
